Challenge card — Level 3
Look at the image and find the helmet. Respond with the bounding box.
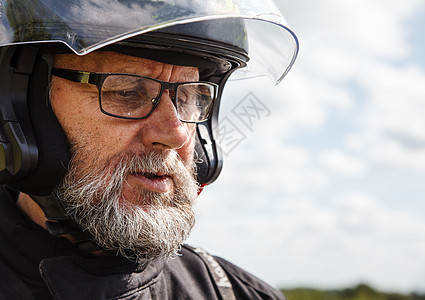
[0,0,298,247]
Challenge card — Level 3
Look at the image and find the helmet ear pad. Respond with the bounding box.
[8,52,70,196]
[194,71,233,185]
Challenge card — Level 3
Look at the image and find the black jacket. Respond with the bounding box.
[0,187,286,299]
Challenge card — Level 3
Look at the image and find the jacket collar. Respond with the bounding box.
[39,255,165,299]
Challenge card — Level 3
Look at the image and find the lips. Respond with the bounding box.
[128,171,173,193]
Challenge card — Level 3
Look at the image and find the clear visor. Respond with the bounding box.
[0,0,298,84]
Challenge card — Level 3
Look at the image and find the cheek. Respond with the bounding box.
[177,124,197,164]
[50,80,83,138]
[50,80,112,154]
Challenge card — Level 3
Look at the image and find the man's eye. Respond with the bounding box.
[178,90,197,105]
[177,92,188,103]
[103,89,141,103]
[114,90,139,101]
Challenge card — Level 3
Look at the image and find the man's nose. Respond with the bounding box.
[139,90,191,150]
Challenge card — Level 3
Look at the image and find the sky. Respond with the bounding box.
[188,0,425,294]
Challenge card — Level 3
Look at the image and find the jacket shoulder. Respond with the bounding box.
[180,245,286,300]
[0,258,36,300]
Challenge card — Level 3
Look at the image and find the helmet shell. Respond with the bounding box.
[0,0,298,83]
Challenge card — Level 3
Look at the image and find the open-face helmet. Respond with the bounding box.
[0,0,298,248]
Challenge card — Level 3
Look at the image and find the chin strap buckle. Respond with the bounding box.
[45,219,103,253]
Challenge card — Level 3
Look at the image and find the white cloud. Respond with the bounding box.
[360,64,425,141]
[277,0,424,59]
[274,0,425,173]
[217,140,329,195]
[348,137,425,171]
[346,63,425,171]
[318,149,368,176]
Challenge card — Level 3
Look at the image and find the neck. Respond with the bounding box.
[17,192,48,229]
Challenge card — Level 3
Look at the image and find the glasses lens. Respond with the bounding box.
[100,75,161,118]
[176,83,215,122]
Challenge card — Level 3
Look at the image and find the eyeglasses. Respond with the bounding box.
[51,68,218,123]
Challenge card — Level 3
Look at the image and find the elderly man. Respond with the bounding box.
[0,0,298,299]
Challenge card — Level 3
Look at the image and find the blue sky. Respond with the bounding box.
[188,0,425,294]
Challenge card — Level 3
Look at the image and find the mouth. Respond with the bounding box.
[141,172,165,179]
[127,171,174,194]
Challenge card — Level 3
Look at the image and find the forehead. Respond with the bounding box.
[53,51,199,80]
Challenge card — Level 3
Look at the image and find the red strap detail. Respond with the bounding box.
[198,184,206,196]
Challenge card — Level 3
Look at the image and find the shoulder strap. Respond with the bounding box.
[186,246,237,300]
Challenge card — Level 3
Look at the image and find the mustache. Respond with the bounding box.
[122,150,190,178]
[61,148,198,203]
[69,148,194,181]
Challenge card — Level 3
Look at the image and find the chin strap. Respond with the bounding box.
[31,191,102,253]
[44,220,102,253]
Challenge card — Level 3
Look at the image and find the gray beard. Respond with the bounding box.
[56,148,198,260]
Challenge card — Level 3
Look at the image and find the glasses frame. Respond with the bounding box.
[51,68,219,123]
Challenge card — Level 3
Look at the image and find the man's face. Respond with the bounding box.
[50,51,200,259]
